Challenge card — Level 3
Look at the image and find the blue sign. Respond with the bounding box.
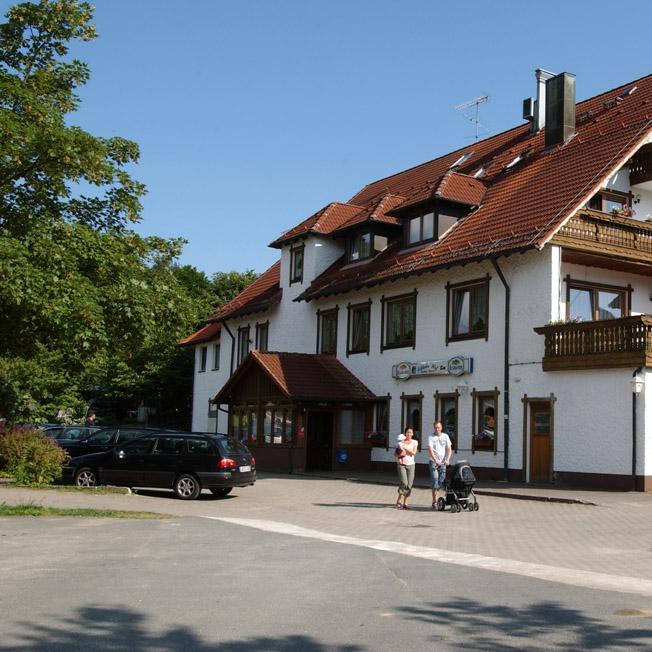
[336,449,348,464]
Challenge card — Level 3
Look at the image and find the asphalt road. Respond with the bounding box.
[1,515,652,651]
[1,477,652,650]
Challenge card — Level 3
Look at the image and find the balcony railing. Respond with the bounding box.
[534,315,652,371]
[552,209,652,264]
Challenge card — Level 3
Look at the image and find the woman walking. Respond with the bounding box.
[395,428,418,509]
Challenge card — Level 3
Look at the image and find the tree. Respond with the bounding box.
[0,0,144,233]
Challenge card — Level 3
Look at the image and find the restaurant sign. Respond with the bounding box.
[392,356,473,380]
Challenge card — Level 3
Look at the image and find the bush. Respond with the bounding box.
[0,427,69,485]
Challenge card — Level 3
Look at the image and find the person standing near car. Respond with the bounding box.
[428,420,451,509]
[85,412,96,427]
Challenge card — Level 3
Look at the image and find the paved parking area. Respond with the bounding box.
[2,474,652,587]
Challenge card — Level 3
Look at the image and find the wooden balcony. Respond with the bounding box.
[534,315,652,371]
[551,209,652,267]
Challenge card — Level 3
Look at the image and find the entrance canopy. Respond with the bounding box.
[212,351,377,405]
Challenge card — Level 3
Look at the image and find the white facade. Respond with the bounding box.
[189,155,652,488]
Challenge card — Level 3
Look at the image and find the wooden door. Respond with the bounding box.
[306,412,333,471]
[529,402,551,483]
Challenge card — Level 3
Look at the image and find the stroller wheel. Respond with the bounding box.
[474,502,479,511]
[450,503,459,513]
[436,497,446,512]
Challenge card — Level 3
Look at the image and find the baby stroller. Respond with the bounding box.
[436,460,479,513]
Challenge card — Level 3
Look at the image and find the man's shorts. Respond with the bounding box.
[429,461,447,489]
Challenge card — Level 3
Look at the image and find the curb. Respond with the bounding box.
[291,471,598,506]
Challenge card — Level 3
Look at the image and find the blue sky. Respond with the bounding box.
[4,0,651,275]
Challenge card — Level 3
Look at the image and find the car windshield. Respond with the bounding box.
[216,437,249,456]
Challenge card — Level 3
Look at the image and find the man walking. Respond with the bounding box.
[428,420,451,509]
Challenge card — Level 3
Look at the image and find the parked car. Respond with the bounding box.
[58,426,175,458]
[43,425,101,441]
[62,433,256,500]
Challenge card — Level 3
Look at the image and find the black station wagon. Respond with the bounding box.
[63,433,256,500]
[57,426,175,458]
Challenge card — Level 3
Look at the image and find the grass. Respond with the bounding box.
[0,479,129,494]
[0,502,171,519]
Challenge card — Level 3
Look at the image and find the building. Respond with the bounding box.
[181,70,652,490]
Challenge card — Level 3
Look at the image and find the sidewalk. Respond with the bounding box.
[289,469,652,507]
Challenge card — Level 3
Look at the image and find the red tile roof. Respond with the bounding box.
[178,322,220,347]
[270,202,365,248]
[294,73,652,300]
[213,351,378,403]
[331,193,405,234]
[208,261,282,322]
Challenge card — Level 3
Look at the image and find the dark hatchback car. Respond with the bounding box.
[63,433,256,500]
[58,426,175,458]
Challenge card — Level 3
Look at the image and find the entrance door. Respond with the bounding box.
[306,412,333,471]
[529,402,552,483]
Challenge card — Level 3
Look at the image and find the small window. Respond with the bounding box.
[383,293,416,350]
[436,393,458,451]
[261,406,292,445]
[318,308,338,356]
[447,278,489,342]
[406,210,459,246]
[212,343,220,370]
[586,191,632,216]
[199,346,207,372]
[87,429,115,444]
[121,436,157,455]
[473,391,497,452]
[290,245,304,284]
[567,280,628,322]
[449,151,473,169]
[339,408,366,446]
[255,322,269,352]
[237,326,250,366]
[347,302,370,355]
[402,395,422,447]
[117,429,146,443]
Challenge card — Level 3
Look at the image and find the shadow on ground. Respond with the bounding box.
[400,599,652,650]
[1,606,362,651]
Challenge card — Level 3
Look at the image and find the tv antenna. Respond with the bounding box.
[455,95,489,141]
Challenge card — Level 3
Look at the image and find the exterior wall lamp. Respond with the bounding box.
[456,380,469,395]
[630,374,645,395]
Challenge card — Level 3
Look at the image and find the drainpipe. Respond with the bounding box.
[491,258,510,482]
[221,321,236,376]
[632,367,642,492]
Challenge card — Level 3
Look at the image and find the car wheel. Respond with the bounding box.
[210,487,233,497]
[75,467,97,488]
[174,474,201,500]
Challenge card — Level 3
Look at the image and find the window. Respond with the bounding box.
[262,406,293,445]
[405,209,462,246]
[349,232,372,262]
[586,190,632,215]
[237,326,250,365]
[212,343,220,370]
[473,390,498,453]
[408,212,435,245]
[402,394,422,446]
[369,400,389,447]
[199,346,207,372]
[566,279,629,322]
[290,245,304,284]
[347,302,371,355]
[255,322,269,352]
[339,408,366,446]
[436,393,458,451]
[382,292,416,350]
[317,308,338,355]
[154,437,186,455]
[121,436,157,455]
[447,278,489,342]
[187,437,211,454]
[229,406,258,445]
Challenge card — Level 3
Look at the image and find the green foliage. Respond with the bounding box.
[0,503,168,518]
[0,0,144,232]
[0,1,260,427]
[0,427,69,484]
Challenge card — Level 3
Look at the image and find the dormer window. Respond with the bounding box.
[405,209,459,247]
[289,244,304,284]
[347,230,389,263]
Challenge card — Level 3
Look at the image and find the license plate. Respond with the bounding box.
[239,465,251,472]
